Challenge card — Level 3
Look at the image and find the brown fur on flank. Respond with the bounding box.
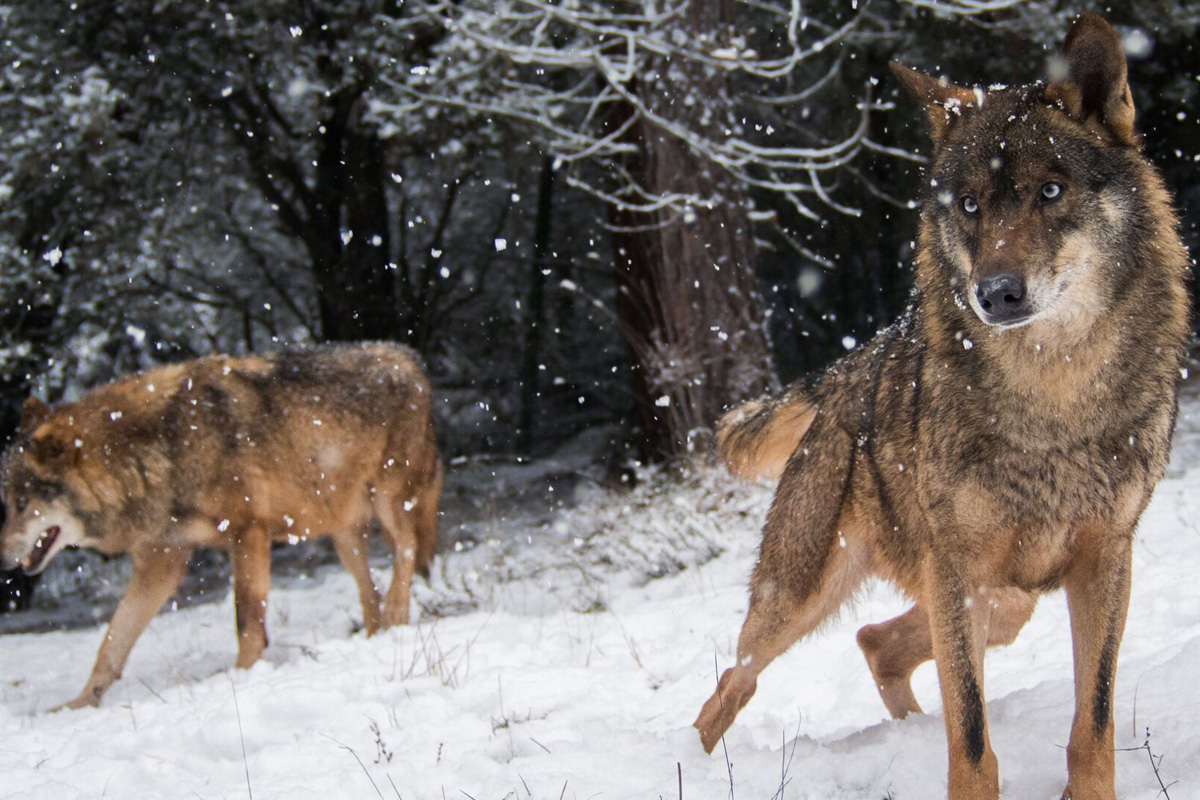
[0,342,442,710]
[697,15,1190,800]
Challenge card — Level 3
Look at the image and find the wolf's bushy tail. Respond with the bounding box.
[716,386,815,480]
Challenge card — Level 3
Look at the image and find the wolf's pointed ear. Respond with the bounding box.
[20,396,50,430]
[28,424,78,471]
[890,61,977,147]
[1045,13,1136,145]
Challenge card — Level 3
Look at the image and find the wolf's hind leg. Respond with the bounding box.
[57,545,191,710]
[856,604,930,719]
[376,492,418,627]
[695,423,865,753]
[857,589,1036,719]
[231,525,271,669]
[694,541,868,752]
[332,527,382,636]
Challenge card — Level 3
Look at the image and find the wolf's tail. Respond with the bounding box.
[716,386,816,480]
[413,458,442,579]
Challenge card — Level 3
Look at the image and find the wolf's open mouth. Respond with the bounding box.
[22,525,61,573]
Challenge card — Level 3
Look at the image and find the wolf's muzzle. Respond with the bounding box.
[21,525,61,574]
[975,273,1030,326]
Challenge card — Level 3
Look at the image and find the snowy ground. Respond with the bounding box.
[3,409,1200,798]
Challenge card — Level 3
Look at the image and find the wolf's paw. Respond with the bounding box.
[856,624,924,719]
[694,668,757,754]
[49,690,101,713]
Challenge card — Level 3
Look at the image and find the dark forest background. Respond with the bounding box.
[1,0,1197,609]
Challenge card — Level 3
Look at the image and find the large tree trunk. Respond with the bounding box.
[311,87,400,343]
[612,1,776,460]
[518,158,556,454]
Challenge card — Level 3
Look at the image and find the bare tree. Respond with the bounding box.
[607,2,777,457]
[385,0,897,457]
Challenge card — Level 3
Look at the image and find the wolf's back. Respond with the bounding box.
[716,385,816,480]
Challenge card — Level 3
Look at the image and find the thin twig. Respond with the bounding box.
[322,734,385,800]
[769,717,802,800]
[713,654,735,800]
[1110,728,1176,799]
[228,674,253,800]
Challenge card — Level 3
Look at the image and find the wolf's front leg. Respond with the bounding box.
[925,555,999,800]
[55,545,191,711]
[1060,531,1132,800]
[231,525,271,668]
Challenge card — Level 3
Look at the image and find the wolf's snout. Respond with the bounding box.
[975,273,1029,326]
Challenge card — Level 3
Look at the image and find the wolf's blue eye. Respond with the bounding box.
[961,196,979,215]
[1041,182,1063,201]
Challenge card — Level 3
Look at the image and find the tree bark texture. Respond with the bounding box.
[612,0,777,460]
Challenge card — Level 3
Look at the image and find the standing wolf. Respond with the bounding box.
[0,342,442,710]
[695,15,1189,800]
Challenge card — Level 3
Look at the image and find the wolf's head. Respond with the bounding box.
[0,397,89,575]
[895,14,1153,340]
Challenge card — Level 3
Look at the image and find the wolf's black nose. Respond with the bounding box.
[975,273,1029,325]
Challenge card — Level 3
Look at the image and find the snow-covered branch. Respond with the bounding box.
[379,0,887,220]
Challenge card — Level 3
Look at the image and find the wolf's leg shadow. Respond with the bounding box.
[332,527,382,636]
[1060,526,1132,800]
[695,420,870,753]
[231,524,271,669]
[376,491,418,627]
[924,555,1000,799]
[856,588,1037,719]
[56,545,192,711]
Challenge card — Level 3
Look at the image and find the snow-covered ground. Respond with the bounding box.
[3,407,1200,799]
